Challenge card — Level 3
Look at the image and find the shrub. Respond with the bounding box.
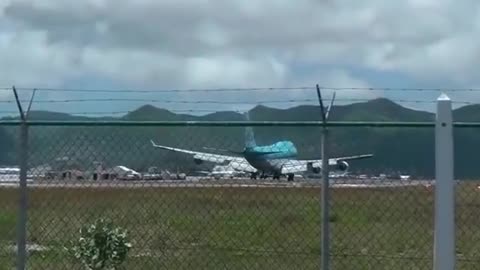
[69,218,132,270]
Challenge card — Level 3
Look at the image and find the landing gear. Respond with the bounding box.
[250,172,287,181]
[287,173,294,182]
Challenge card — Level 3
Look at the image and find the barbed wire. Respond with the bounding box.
[3,86,480,93]
[2,86,316,93]
[0,98,477,106]
[0,98,327,105]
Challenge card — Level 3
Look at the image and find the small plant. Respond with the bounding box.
[69,218,132,270]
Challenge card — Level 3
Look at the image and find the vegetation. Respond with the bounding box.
[69,218,132,270]
[0,184,479,269]
[1,98,480,178]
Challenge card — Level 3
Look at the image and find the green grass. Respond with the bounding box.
[0,183,479,269]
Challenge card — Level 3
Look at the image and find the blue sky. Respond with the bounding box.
[1,0,479,117]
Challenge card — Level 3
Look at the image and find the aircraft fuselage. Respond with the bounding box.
[243,140,297,176]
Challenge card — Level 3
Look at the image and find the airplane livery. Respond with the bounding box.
[151,94,373,181]
[151,125,373,181]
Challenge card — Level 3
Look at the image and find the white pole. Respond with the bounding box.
[434,93,455,270]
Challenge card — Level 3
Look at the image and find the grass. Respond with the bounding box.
[0,182,478,269]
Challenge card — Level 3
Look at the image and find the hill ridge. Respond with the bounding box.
[0,97,437,121]
[0,97,478,178]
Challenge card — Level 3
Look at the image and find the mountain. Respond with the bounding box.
[1,98,479,179]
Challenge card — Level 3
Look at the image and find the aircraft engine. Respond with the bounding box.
[193,155,204,165]
[307,162,321,174]
[335,161,349,172]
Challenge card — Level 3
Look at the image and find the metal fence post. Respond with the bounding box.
[434,93,455,270]
[316,85,330,270]
[321,127,330,270]
[12,86,34,270]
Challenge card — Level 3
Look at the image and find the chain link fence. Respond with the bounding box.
[454,126,480,270]
[0,122,477,269]
[326,125,433,270]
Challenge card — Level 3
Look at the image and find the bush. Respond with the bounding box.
[69,218,132,270]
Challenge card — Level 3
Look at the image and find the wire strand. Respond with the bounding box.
[0,98,475,105]
[8,86,315,93]
[5,86,480,93]
[2,98,325,104]
[0,98,464,104]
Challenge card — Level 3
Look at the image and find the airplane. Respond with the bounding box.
[150,126,373,181]
[150,92,373,181]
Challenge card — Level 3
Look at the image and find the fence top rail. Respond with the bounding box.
[0,120,477,127]
[0,120,445,127]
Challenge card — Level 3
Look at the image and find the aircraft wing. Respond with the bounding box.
[326,154,373,165]
[150,140,258,173]
[281,154,373,174]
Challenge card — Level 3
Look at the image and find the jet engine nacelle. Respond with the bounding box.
[307,161,349,174]
[193,155,204,165]
[334,161,349,172]
[307,162,322,174]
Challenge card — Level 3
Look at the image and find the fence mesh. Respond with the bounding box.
[0,125,18,269]
[25,125,327,269]
[0,123,475,269]
[454,127,480,269]
[326,126,434,269]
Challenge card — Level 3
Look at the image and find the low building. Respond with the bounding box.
[110,166,141,180]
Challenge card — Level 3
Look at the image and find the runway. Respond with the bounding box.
[0,177,435,189]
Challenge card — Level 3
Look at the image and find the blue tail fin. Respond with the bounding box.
[245,127,256,148]
[244,111,256,149]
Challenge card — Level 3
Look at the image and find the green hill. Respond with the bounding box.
[1,98,480,179]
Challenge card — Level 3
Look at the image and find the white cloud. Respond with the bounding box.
[320,70,380,102]
[1,0,480,114]
[0,30,80,87]
[287,68,379,106]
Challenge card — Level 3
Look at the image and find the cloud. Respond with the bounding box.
[291,68,379,102]
[1,0,480,114]
[0,30,80,87]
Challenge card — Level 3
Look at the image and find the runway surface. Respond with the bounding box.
[0,177,436,189]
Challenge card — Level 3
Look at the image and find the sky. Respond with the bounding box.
[0,0,480,116]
